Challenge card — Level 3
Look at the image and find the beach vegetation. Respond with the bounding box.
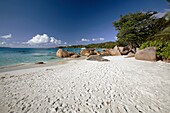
[113,12,158,48]
[113,11,170,59]
[58,41,116,49]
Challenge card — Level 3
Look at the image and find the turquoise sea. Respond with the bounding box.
[0,48,82,67]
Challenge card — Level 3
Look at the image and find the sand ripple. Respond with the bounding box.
[0,56,170,113]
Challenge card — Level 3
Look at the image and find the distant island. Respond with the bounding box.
[0,47,11,48]
[57,41,116,49]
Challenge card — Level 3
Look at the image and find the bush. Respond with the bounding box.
[140,40,170,59]
[86,42,116,48]
[161,42,170,59]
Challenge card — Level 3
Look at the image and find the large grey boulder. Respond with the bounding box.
[80,48,96,56]
[121,46,130,55]
[71,54,80,58]
[163,59,170,63]
[135,47,156,61]
[94,50,101,55]
[127,52,135,57]
[86,55,109,61]
[101,50,111,56]
[107,46,121,56]
[136,48,140,52]
[56,49,73,58]
[67,52,75,56]
[118,47,124,54]
[35,62,45,64]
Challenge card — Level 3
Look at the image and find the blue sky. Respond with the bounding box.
[0,0,169,47]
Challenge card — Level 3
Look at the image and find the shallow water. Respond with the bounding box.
[0,48,81,66]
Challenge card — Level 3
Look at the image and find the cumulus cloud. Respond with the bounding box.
[27,34,61,45]
[64,42,67,45]
[81,38,90,42]
[92,38,104,41]
[50,37,61,44]
[0,34,12,39]
[77,37,104,43]
[27,34,49,45]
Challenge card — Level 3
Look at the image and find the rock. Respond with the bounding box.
[121,50,129,55]
[86,55,109,61]
[56,49,74,58]
[136,48,140,52]
[68,52,75,56]
[118,47,124,53]
[127,52,135,57]
[71,54,80,58]
[135,47,156,61]
[101,50,111,56]
[84,53,91,57]
[107,46,121,56]
[50,57,56,59]
[80,48,96,56]
[130,48,136,53]
[119,46,130,55]
[163,59,170,63]
[122,46,130,55]
[35,62,45,64]
[128,48,139,54]
[94,51,101,55]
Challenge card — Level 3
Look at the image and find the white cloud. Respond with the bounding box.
[50,37,61,44]
[92,38,104,41]
[0,41,6,45]
[64,42,67,45]
[27,34,49,45]
[81,38,90,42]
[0,34,12,39]
[27,34,61,45]
[77,37,104,43]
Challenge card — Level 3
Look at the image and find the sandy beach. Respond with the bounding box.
[0,56,170,113]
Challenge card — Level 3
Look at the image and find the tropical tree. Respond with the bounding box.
[113,12,164,48]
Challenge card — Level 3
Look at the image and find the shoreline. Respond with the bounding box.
[0,56,86,73]
[0,56,170,113]
[0,55,169,73]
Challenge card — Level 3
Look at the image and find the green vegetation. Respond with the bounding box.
[140,25,170,59]
[140,40,170,59]
[60,45,85,48]
[61,2,170,60]
[59,41,116,49]
[113,12,168,48]
[113,10,170,60]
[86,42,116,48]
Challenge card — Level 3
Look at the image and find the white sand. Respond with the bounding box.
[0,56,170,113]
